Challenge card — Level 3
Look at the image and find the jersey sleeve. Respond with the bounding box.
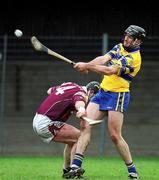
[117,55,135,76]
[72,91,86,105]
[105,44,119,59]
[50,86,57,93]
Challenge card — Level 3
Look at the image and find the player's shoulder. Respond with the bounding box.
[61,82,84,92]
[110,43,121,51]
[74,91,86,97]
[130,48,142,60]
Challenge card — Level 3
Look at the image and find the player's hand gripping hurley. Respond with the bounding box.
[31,36,75,65]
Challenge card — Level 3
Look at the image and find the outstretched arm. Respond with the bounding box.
[88,55,111,65]
[74,55,120,75]
[86,63,119,75]
[74,61,119,75]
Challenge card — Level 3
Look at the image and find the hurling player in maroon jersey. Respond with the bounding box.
[33,81,100,177]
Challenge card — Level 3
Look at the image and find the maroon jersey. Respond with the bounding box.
[37,82,86,122]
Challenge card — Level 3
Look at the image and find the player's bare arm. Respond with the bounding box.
[89,55,111,65]
[75,62,119,75]
[85,63,119,75]
[74,55,111,73]
[75,101,86,118]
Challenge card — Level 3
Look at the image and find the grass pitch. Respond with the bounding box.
[0,156,159,180]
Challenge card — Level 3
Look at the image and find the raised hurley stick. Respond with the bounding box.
[31,36,75,65]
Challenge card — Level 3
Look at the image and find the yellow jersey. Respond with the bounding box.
[100,43,142,92]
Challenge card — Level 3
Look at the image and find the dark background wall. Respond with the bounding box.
[0,5,159,36]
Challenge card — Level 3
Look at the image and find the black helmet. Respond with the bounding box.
[86,81,100,94]
[125,25,146,41]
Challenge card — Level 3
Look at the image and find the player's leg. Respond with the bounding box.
[63,144,72,170]
[53,124,80,176]
[108,111,132,162]
[33,114,80,177]
[108,110,138,179]
[76,102,105,151]
[73,102,105,165]
[64,102,106,178]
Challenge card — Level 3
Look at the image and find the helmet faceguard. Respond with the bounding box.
[124,25,146,41]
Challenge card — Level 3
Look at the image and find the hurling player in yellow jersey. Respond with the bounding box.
[64,25,146,179]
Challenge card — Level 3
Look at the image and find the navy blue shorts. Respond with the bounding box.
[90,89,130,113]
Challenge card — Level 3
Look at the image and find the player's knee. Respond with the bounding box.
[80,119,92,129]
[110,133,120,144]
[67,142,74,147]
[71,130,80,142]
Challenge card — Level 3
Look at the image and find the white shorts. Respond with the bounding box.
[33,114,65,144]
